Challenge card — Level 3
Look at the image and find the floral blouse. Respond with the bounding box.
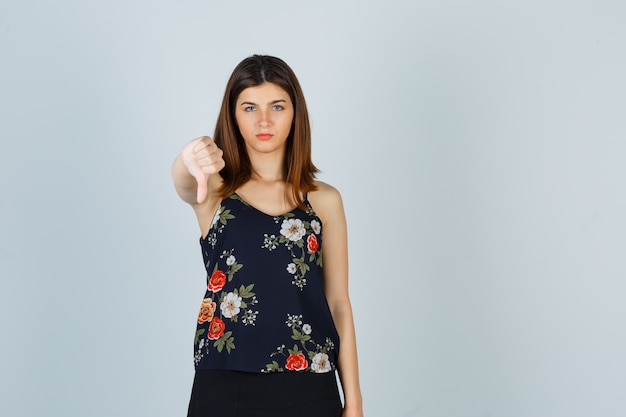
[193,194,340,373]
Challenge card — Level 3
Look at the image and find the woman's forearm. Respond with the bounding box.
[334,301,363,412]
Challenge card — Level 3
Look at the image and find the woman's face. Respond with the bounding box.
[235,82,294,158]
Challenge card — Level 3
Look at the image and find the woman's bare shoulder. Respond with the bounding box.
[309,180,342,201]
[308,181,345,223]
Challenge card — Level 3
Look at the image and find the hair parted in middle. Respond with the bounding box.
[213,55,319,209]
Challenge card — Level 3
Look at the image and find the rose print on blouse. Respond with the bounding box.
[194,248,259,365]
[207,317,225,340]
[261,210,322,290]
[306,234,319,253]
[197,298,217,324]
[208,270,226,292]
[285,351,308,371]
[263,314,336,373]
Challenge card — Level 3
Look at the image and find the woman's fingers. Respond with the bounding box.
[183,136,225,203]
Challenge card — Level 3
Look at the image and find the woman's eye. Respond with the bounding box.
[272,105,284,111]
[244,106,255,112]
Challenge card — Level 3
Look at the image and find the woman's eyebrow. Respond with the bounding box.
[240,99,288,106]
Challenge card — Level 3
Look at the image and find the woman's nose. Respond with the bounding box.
[257,110,270,126]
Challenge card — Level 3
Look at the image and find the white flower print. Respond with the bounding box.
[302,324,312,335]
[310,219,321,235]
[242,310,259,326]
[280,218,306,242]
[262,234,279,250]
[286,263,297,274]
[325,337,335,350]
[220,292,242,318]
[292,276,306,289]
[226,255,236,266]
[311,352,332,373]
[286,314,303,328]
[194,351,203,366]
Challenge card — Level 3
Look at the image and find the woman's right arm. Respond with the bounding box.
[172,136,225,205]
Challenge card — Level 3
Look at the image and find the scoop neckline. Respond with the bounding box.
[233,192,301,218]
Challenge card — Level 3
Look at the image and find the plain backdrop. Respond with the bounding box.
[1,1,625,416]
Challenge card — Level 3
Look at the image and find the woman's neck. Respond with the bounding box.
[249,152,285,183]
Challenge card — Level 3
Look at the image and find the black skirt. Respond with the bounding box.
[187,370,343,417]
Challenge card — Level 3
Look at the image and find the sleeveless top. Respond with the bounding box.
[193,194,340,374]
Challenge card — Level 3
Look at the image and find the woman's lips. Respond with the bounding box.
[256,133,273,140]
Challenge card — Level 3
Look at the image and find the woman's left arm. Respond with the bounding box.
[310,183,363,417]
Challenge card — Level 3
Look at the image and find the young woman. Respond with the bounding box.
[172,55,363,417]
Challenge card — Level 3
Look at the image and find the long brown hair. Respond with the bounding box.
[213,55,319,209]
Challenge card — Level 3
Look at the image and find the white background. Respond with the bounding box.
[1,1,625,416]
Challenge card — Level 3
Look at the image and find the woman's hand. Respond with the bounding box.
[179,136,225,204]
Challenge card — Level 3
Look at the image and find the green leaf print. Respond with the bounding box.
[265,361,284,372]
[214,331,235,353]
[316,249,323,267]
[293,256,310,276]
[225,337,235,353]
[194,329,206,345]
[219,208,235,225]
[239,284,255,298]
[291,329,311,343]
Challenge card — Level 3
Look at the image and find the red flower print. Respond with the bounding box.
[307,234,318,253]
[197,298,217,324]
[285,352,308,371]
[208,270,227,292]
[208,317,225,340]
